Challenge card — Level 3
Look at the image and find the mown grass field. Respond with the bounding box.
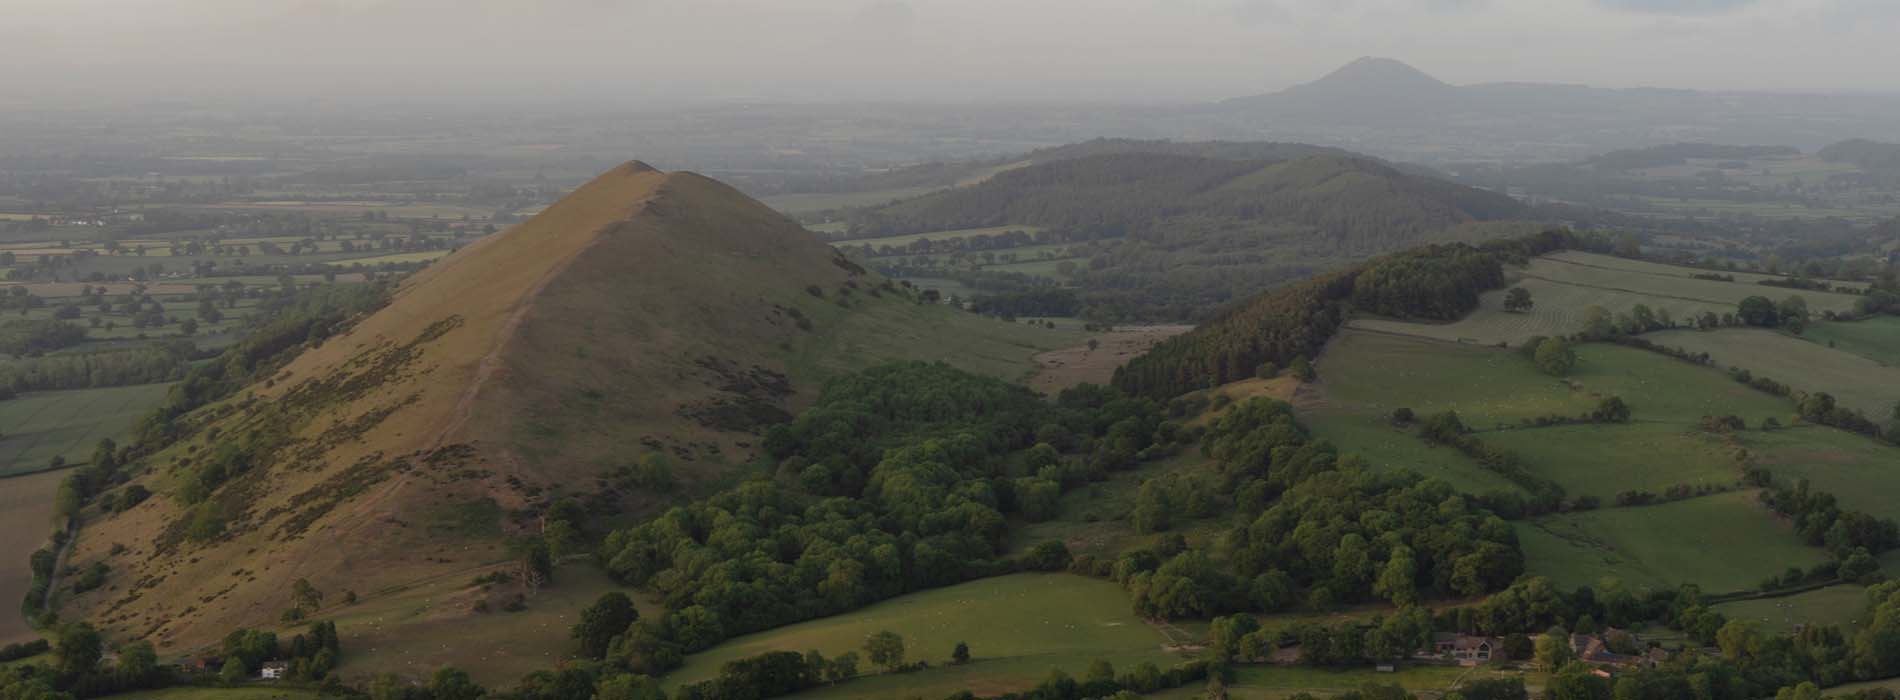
[0,384,175,477]
[1352,251,1862,346]
[1803,317,1900,367]
[1515,491,1827,593]
[672,574,1185,700]
[1714,585,1869,635]
[1646,328,1900,418]
[0,469,63,645]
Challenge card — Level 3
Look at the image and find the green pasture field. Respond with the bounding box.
[1352,252,1862,346]
[329,564,655,686]
[1148,664,1534,700]
[0,384,175,477]
[1802,317,1900,367]
[1646,328,1900,418]
[1714,585,1869,636]
[765,188,947,216]
[672,573,1185,700]
[1515,490,1827,594]
[1542,250,1868,290]
[1303,410,1528,496]
[1632,196,1900,222]
[1483,422,1743,503]
[788,293,1085,384]
[0,469,64,645]
[1745,426,1900,522]
[1314,329,1592,428]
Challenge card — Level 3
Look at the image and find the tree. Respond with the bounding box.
[1288,356,1316,383]
[1373,547,1418,606]
[220,657,248,685]
[292,578,323,611]
[1779,295,1810,334]
[1535,627,1574,670]
[56,623,103,677]
[1738,296,1780,327]
[1590,397,1631,423]
[1534,337,1578,376]
[430,667,486,700]
[116,640,160,688]
[863,630,905,671]
[597,674,665,700]
[951,642,970,665]
[573,592,639,659]
[1503,287,1534,313]
[1025,540,1072,571]
[369,673,407,700]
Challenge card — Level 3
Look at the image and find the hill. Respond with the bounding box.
[56,162,1083,656]
[1217,58,1900,162]
[840,152,1532,320]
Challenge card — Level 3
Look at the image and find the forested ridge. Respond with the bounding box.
[1114,229,1596,398]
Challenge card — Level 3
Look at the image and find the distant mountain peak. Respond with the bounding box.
[1295,57,1452,96]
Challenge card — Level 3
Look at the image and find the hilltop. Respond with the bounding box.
[58,162,1083,655]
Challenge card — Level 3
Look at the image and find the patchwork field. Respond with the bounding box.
[788,295,1088,384]
[0,384,176,477]
[672,574,1185,700]
[1353,251,1863,346]
[1714,585,1869,635]
[1803,317,1900,367]
[0,469,64,645]
[1646,328,1900,418]
[1515,491,1828,593]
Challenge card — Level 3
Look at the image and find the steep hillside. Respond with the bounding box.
[58,162,1079,655]
[843,152,1532,319]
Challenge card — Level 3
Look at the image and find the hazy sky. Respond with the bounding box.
[6,0,1899,104]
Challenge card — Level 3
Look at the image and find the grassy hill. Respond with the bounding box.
[57,162,1082,659]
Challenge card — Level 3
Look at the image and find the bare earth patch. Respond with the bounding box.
[1028,325,1192,395]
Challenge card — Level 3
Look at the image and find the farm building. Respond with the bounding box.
[1429,633,1496,665]
[259,661,290,680]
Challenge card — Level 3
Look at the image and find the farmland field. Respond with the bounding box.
[1714,585,1869,635]
[1646,328,1900,418]
[91,687,323,700]
[1515,491,1827,593]
[0,384,175,477]
[0,469,64,645]
[1484,423,1742,502]
[1800,317,1900,367]
[673,574,1185,700]
[831,225,1045,249]
[1746,426,1900,522]
[324,250,452,267]
[1353,252,1862,346]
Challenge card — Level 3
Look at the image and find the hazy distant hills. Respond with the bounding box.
[1216,57,1900,162]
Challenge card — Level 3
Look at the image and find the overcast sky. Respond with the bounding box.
[6,0,1899,104]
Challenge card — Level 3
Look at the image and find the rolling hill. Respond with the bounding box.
[56,161,1082,656]
[841,150,1535,319]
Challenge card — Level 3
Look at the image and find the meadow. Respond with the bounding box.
[788,293,1087,384]
[1745,426,1900,521]
[1714,585,1869,635]
[1802,316,1900,367]
[1483,422,1742,502]
[672,573,1185,700]
[1646,328,1900,418]
[1352,251,1863,346]
[832,225,1044,248]
[0,384,175,477]
[0,469,64,645]
[1515,491,1828,593]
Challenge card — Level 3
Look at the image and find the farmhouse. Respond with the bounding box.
[1569,630,1668,669]
[1430,633,1496,665]
[259,661,290,680]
